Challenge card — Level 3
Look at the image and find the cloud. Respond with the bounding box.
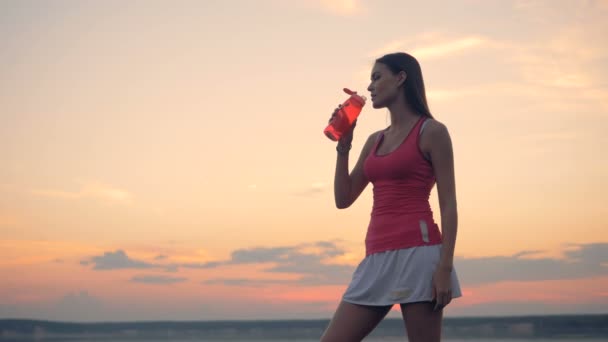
[369,34,486,60]
[411,37,486,60]
[515,131,579,143]
[203,241,355,286]
[368,19,608,112]
[131,275,187,284]
[182,260,225,269]
[291,181,328,197]
[511,250,544,258]
[81,250,157,270]
[498,12,608,108]
[277,0,364,16]
[229,246,296,264]
[368,39,410,59]
[31,181,133,204]
[81,243,353,307]
[564,243,608,265]
[204,278,297,287]
[82,243,608,288]
[203,242,608,288]
[456,243,608,286]
[509,43,596,89]
[82,250,181,272]
[512,0,556,12]
[426,88,486,102]
[318,0,363,16]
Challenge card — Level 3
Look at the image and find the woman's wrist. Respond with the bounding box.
[438,261,453,271]
[336,142,352,155]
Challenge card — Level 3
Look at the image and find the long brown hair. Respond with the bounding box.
[376,52,434,118]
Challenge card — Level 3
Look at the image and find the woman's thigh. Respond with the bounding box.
[400,301,443,342]
[320,301,393,342]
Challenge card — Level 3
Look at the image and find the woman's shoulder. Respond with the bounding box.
[370,129,385,140]
[360,130,385,154]
[419,118,451,155]
[361,129,385,145]
[421,117,449,136]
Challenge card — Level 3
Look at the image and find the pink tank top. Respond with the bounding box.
[363,116,442,256]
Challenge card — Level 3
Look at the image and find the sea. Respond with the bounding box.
[1,314,607,341]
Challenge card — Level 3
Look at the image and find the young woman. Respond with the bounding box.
[321,52,462,342]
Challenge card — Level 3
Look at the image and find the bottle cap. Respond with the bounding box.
[343,88,366,104]
[343,88,355,95]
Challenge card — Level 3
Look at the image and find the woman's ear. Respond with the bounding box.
[396,70,407,87]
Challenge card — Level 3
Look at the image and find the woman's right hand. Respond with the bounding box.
[329,105,357,146]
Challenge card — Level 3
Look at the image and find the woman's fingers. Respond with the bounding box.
[328,105,342,123]
[434,289,452,311]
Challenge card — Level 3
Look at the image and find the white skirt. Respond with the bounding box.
[342,245,462,306]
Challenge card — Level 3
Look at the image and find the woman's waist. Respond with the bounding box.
[370,201,433,216]
[372,186,432,211]
[365,216,442,251]
[368,213,436,230]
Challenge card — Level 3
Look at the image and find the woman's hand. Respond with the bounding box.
[329,105,357,147]
[432,265,453,311]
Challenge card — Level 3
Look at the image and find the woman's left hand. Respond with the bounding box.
[432,266,453,311]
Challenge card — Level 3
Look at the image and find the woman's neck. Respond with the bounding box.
[386,99,420,133]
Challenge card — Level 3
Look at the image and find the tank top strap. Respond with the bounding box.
[419,116,430,135]
[371,127,388,153]
[414,116,433,161]
[409,116,426,141]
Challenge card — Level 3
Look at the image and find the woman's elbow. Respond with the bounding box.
[439,199,458,213]
[335,199,352,209]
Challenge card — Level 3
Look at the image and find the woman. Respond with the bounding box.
[321,52,461,342]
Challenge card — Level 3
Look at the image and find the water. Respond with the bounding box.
[58,337,606,342]
[1,315,607,341]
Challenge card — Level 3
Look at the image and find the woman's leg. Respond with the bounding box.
[320,301,392,342]
[399,301,443,342]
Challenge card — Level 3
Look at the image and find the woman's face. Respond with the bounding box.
[367,62,405,109]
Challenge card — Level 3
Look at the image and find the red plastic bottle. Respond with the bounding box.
[324,88,367,141]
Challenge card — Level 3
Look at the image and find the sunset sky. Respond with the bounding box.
[1,0,607,321]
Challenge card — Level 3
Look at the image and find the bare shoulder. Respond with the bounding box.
[359,130,383,148]
[357,130,383,159]
[368,129,384,143]
[423,118,449,137]
[420,118,451,154]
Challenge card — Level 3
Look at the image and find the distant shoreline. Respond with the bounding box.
[2,313,607,324]
[1,314,607,340]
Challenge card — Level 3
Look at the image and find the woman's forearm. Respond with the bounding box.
[439,202,458,269]
[334,149,352,209]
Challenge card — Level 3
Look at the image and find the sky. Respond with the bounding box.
[1,0,607,321]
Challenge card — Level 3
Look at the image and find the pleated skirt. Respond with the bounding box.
[342,244,462,306]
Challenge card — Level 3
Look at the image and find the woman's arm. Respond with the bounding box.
[424,120,458,310]
[334,131,380,209]
[427,121,458,269]
[428,121,458,269]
